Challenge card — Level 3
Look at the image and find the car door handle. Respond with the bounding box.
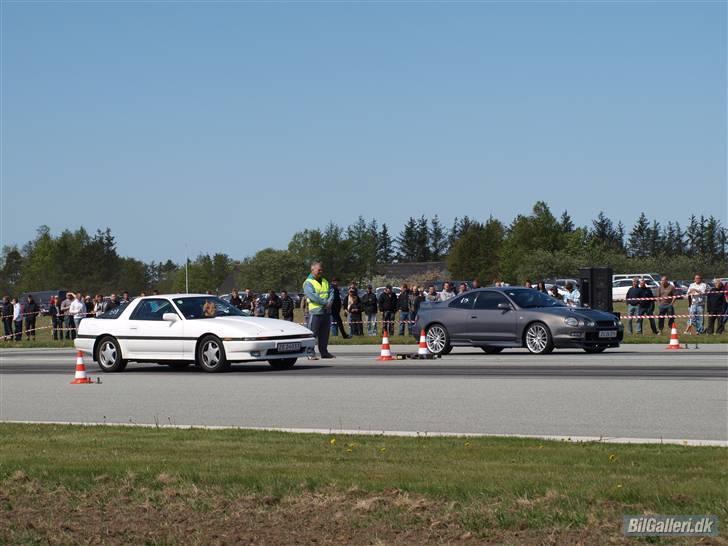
[129,327,138,330]
[470,315,478,319]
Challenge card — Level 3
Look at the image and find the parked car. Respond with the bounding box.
[74,295,315,372]
[612,278,659,301]
[613,273,661,284]
[414,287,623,355]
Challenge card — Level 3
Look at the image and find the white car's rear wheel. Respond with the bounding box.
[95,336,127,372]
[268,358,297,370]
[196,335,230,372]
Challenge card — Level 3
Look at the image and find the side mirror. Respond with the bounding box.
[497,302,511,311]
[162,313,179,323]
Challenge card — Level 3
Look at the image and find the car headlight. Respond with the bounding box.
[564,317,579,327]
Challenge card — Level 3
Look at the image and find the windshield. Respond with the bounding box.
[173,297,246,319]
[505,289,566,309]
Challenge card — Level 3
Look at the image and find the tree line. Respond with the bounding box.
[1,202,726,295]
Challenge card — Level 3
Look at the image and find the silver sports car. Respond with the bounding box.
[414,287,623,355]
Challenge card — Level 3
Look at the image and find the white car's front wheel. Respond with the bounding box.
[196,335,230,373]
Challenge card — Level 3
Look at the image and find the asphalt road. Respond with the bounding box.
[1,345,726,443]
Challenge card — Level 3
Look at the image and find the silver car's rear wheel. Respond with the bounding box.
[196,335,230,372]
[525,323,554,354]
[426,324,452,356]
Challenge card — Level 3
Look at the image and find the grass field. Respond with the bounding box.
[1,299,726,349]
[0,423,725,544]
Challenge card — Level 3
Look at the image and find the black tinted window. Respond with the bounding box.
[473,291,509,310]
[448,295,475,309]
[97,303,128,319]
[130,299,176,321]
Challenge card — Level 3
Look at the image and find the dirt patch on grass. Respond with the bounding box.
[0,476,723,545]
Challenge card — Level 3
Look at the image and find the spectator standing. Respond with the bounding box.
[106,294,119,313]
[655,276,676,333]
[121,292,131,304]
[229,289,244,310]
[254,295,266,317]
[706,279,727,335]
[439,282,456,301]
[625,278,642,335]
[410,286,425,321]
[1,296,13,340]
[329,278,350,338]
[686,274,707,335]
[303,261,335,359]
[471,279,480,290]
[524,279,533,289]
[12,297,23,341]
[68,292,86,339]
[60,293,73,339]
[241,289,255,313]
[280,290,295,321]
[93,294,105,317]
[562,282,581,307]
[457,283,468,295]
[536,281,548,293]
[397,284,412,336]
[48,296,61,340]
[84,295,94,318]
[637,279,658,335]
[24,295,39,340]
[378,285,398,335]
[347,289,363,336]
[361,285,378,336]
[301,297,310,328]
[425,285,438,302]
[265,290,281,319]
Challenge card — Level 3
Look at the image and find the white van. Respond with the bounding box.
[612,273,661,284]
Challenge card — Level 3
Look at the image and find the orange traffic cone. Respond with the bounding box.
[376,330,394,361]
[417,329,429,358]
[666,325,682,350]
[70,350,93,384]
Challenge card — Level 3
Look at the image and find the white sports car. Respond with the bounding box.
[74,294,316,373]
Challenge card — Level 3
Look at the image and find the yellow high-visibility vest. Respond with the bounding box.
[305,276,330,313]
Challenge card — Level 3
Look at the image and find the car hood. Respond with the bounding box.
[534,306,619,323]
[208,316,313,337]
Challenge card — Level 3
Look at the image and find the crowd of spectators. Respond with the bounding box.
[3,272,726,342]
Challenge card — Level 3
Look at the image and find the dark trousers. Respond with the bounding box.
[14,320,23,341]
[706,311,726,334]
[309,313,332,357]
[65,315,76,340]
[331,309,348,337]
[639,306,658,334]
[2,318,12,339]
[382,311,395,336]
[25,317,36,339]
[657,305,675,331]
[52,317,63,340]
[283,313,294,322]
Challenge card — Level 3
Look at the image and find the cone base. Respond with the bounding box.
[70,377,94,384]
[666,345,682,350]
[376,356,394,361]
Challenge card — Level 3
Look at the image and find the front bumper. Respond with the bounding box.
[553,327,624,348]
[223,338,316,361]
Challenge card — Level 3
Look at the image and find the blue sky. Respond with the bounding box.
[2,1,725,262]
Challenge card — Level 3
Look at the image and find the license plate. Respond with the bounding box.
[598,330,617,338]
[277,342,301,353]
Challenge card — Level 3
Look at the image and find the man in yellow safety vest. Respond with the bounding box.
[303,261,335,359]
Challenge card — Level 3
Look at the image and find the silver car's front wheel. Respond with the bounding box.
[524,323,554,354]
[196,335,230,372]
[426,324,452,356]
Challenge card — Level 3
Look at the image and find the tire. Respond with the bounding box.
[95,336,127,372]
[196,335,230,373]
[481,347,504,354]
[583,346,607,353]
[268,358,297,370]
[425,324,452,356]
[166,361,191,369]
[524,322,554,355]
